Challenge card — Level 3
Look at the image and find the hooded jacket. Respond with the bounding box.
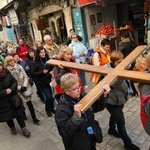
[104,62,128,106]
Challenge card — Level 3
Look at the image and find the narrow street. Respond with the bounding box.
[0,73,149,150]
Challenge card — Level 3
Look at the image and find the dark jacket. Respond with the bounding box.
[104,62,128,106]
[31,58,53,87]
[139,67,150,136]
[118,38,136,58]
[0,68,24,122]
[55,93,107,150]
[53,57,84,95]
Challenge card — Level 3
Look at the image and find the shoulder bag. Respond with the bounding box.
[11,94,23,108]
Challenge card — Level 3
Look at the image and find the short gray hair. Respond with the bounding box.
[43,35,52,41]
[60,73,79,90]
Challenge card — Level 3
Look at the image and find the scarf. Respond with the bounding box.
[7,63,24,80]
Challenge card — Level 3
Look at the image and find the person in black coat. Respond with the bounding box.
[26,48,46,103]
[55,73,110,150]
[31,46,54,117]
[118,30,138,96]
[0,62,30,137]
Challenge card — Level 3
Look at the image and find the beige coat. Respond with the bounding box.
[43,42,59,58]
[7,63,31,102]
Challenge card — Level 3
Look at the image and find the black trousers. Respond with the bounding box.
[7,114,25,129]
[23,100,37,121]
[106,104,132,146]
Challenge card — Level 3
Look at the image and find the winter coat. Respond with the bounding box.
[139,67,150,136]
[104,62,128,106]
[43,42,59,59]
[31,58,53,87]
[118,37,136,58]
[0,68,24,122]
[7,63,31,102]
[55,93,108,150]
[53,57,84,95]
[17,44,29,60]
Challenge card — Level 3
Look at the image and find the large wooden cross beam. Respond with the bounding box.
[47,45,149,112]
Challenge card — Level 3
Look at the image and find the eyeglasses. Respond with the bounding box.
[69,85,81,91]
[72,36,78,39]
[48,39,52,41]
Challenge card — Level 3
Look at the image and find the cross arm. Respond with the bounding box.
[116,45,147,69]
[47,59,112,75]
[117,69,150,83]
[78,72,118,112]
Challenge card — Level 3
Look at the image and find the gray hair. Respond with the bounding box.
[60,73,79,90]
[43,35,52,41]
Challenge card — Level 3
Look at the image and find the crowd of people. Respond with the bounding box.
[0,29,149,150]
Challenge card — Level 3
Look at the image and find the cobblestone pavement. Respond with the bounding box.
[0,73,150,150]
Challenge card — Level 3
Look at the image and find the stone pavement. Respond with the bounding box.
[0,73,150,150]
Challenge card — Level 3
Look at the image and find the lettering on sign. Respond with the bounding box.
[38,0,62,13]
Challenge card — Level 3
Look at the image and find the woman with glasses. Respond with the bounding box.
[55,73,110,150]
[69,33,88,88]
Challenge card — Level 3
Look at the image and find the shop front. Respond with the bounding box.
[77,0,145,51]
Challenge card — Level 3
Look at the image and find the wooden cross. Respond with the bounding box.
[47,45,150,112]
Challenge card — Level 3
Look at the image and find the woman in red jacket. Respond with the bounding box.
[17,38,30,60]
[53,46,84,102]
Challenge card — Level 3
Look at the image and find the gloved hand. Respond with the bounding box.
[20,86,27,92]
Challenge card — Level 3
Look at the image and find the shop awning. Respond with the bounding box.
[78,0,95,6]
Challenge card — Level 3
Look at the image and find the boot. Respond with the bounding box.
[33,119,40,125]
[22,127,31,137]
[124,143,140,150]
[27,101,40,124]
[11,126,17,135]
